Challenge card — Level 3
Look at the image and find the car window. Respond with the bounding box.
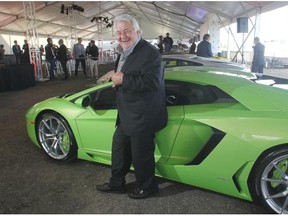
[178,60,203,67]
[163,59,203,68]
[90,81,236,110]
[164,59,177,68]
[91,87,116,110]
[165,80,236,106]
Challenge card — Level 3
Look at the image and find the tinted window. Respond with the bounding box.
[178,60,203,67]
[164,59,177,68]
[92,87,116,110]
[163,59,203,68]
[165,80,236,106]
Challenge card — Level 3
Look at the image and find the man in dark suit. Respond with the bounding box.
[57,39,69,80]
[163,33,173,53]
[251,37,265,76]
[196,34,213,58]
[45,38,56,80]
[89,40,99,79]
[96,14,168,199]
[22,39,30,63]
[12,40,21,64]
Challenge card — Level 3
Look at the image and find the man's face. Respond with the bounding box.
[115,21,139,50]
[78,38,82,43]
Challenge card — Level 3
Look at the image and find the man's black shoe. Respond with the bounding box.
[96,183,126,194]
[62,77,68,80]
[128,187,159,199]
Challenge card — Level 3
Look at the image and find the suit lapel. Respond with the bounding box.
[115,54,121,72]
[121,39,146,72]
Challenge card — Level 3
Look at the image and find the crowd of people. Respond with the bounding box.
[5,37,100,81]
[155,32,212,56]
[156,33,174,54]
[43,37,100,81]
[3,19,265,80]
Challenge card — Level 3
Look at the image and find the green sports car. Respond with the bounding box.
[26,67,288,214]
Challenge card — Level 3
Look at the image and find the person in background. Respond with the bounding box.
[157,35,164,54]
[189,42,196,54]
[89,40,99,79]
[73,38,86,77]
[96,14,168,199]
[39,45,44,62]
[57,39,69,80]
[22,39,30,63]
[12,40,21,64]
[0,44,5,64]
[45,37,56,80]
[163,32,173,53]
[86,42,92,56]
[196,34,213,58]
[251,37,265,76]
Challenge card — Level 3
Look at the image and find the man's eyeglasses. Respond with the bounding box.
[116,29,134,37]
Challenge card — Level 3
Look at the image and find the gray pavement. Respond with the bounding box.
[262,68,288,82]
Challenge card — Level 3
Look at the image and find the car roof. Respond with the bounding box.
[164,67,252,86]
[67,68,288,111]
[162,54,249,71]
[165,66,255,79]
[164,68,288,111]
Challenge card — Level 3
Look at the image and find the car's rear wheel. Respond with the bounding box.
[36,112,77,161]
[250,147,288,213]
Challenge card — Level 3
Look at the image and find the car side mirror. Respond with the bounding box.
[74,95,91,108]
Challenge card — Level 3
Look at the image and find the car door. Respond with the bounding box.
[75,86,117,163]
[75,85,185,165]
[164,81,239,165]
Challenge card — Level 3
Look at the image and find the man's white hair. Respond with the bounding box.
[114,14,143,34]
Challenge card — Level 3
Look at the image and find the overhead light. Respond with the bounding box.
[60,4,84,15]
[72,4,84,12]
[106,20,114,28]
[91,16,112,28]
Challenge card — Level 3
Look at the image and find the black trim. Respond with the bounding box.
[187,127,226,165]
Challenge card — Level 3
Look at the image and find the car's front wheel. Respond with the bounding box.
[36,112,77,161]
[250,147,288,214]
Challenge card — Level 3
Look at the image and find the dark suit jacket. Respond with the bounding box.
[90,44,99,60]
[196,40,213,57]
[115,39,168,136]
[12,45,21,55]
[45,44,55,61]
[252,42,265,66]
[57,44,68,62]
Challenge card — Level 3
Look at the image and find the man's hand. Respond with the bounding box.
[111,71,124,86]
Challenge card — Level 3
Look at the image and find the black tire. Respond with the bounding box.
[249,147,288,214]
[36,112,77,161]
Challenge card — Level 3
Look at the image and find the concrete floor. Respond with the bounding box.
[1,66,282,214]
[264,67,288,80]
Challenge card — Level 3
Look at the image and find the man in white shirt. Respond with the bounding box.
[73,38,86,76]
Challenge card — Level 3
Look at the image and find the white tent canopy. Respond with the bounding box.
[1,1,288,41]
